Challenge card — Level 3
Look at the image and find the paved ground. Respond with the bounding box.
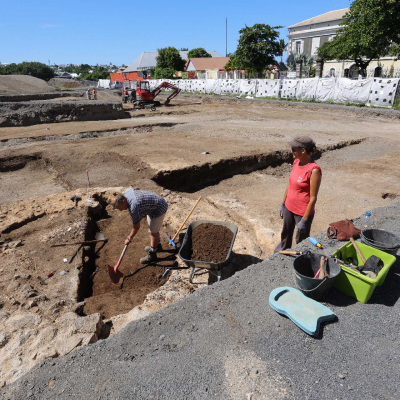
[2,201,400,399]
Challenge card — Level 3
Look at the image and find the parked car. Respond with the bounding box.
[110,81,122,89]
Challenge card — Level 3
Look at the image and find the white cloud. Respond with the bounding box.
[40,23,61,29]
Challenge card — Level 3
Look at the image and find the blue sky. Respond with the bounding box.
[0,0,351,66]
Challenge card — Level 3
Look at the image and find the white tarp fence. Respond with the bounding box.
[97,79,111,89]
[146,78,399,108]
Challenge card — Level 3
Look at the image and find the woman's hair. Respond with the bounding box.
[113,193,126,208]
[305,144,316,155]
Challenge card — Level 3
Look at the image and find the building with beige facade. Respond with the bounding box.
[287,8,400,79]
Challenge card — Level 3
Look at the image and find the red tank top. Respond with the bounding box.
[285,159,321,216]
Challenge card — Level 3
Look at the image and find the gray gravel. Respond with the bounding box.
[2,202,400,400]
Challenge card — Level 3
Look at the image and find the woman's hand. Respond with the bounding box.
[297,219,307,232]
[125,236,132,245]
[279,203,285,219]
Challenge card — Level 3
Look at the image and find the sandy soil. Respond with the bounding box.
[0,75,57,94]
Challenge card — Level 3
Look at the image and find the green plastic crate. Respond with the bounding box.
[332,240,396,303]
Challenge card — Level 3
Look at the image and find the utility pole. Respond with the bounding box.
[226,18,228,56]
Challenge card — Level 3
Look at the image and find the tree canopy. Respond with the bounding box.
[187,48,212,58]
[0,62,54,81]
[317,0,400,72]
[225,24,285,73]
[153,67,176,79]
[156,47,186,71]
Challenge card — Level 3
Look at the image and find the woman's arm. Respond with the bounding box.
[125,222,141,245]
[282,184,289,204]
[302,169,322,221]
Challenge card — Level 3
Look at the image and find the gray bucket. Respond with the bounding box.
[293,253,341,300]
[361,229,400,256]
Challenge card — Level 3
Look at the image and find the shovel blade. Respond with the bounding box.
[107,265,124,284]
[95,232,107,241]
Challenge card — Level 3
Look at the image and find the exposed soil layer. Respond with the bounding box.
[82,210,175,319]
[191,223,234,263]
[0,101,128,127]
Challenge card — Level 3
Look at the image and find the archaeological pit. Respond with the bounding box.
[1,87,400,387]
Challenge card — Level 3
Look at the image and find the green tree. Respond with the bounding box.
[228,24,285,74]
[224,52,241,71]
[156,47,185,71]
[0,61,54,80]
[153,67,176,79]
[317,0,400,74]
[187,48,212,58]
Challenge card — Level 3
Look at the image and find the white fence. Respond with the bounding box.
[149,77,400,108]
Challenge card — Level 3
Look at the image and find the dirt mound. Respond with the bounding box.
[47,78,88,89]
[0,75,57,95]
[191,223,234,263]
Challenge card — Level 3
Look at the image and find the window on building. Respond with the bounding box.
[311,37,321,56]
[329,68,336,77]
[296,41,301,53]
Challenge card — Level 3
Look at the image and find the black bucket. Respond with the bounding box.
[293,253,341,300]
[361,229,400,256]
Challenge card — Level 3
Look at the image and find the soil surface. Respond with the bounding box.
[82,210,176,319]
[0,75,57,94]
[191,223,234,263]
[1,92,400,388]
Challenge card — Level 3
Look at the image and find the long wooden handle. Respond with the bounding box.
[350,237,366,264]
[318,256,325,279]
[115,245,128,269]
[172,196,202,241]
[51,239,107,247]
[279,251,299,255]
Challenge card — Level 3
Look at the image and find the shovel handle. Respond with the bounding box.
[51,239,107,247]
[350,237,367,264]
[172,196,202,241]
[279,251,299,255]
[318,256,325,279]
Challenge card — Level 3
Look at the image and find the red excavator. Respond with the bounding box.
[129,80,181,110]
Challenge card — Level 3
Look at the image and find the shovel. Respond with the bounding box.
[107,244,127,284]
[167,196,202,248]
[51,232,108,247]
[350,237,383,277]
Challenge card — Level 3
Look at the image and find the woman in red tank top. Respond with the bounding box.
[274,136,322,252]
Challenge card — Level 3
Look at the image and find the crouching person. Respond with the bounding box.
[113,187,168,264]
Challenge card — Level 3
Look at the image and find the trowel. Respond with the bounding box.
[51,232,108,247]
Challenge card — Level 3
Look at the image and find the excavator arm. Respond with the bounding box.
[151,81,181,105]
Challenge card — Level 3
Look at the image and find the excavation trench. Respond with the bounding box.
[152,139,365,192]
[0,122,183,150]
[77,195,176,320]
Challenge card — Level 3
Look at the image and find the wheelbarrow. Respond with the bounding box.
[178,220,238,283]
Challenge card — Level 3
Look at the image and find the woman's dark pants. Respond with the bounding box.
[274,206,314,252]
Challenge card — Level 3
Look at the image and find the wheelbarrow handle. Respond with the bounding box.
[172,196,202,241]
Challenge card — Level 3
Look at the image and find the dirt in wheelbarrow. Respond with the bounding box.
[191,223,234,263]
[82,211,177,320]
